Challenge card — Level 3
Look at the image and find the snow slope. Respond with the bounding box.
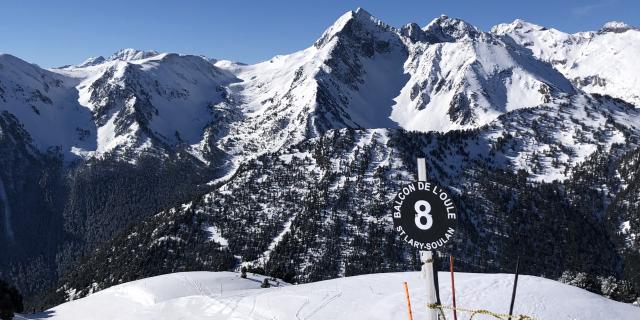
[210,8,576,164]
[27,271,639,320]
[56,51,239,160]
[2,11,639,167]
[492,20,640,106]
[392,15,573,133]
[211,8,409,160]
[0,53,97,156]
[0,50,239,161]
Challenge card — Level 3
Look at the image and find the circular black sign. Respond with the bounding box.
[392,181,457,251]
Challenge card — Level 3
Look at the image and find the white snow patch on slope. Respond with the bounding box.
[27,271,639,320]
[204,225,228,247]
[253,217,295,265]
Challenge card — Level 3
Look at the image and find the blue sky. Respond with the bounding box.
[1,0,638,67]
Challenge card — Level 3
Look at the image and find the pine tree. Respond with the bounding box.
[0,279,23,320]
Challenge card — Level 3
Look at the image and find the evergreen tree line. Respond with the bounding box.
[46,125,640,306]
[1,111,220,311]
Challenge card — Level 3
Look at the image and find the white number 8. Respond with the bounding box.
[414,200,433,230]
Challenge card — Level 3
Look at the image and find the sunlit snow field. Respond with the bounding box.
[20,271,640,320]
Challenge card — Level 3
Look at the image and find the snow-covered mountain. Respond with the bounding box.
[1,49,239,163]
[393,14,574,131]
[57,50,239,162]
[26,271,640,320]
[0,9,603,165]
[2,10,638,169]
[213,9,575,162]
[2,7,640,311]
[75,49,160,68]
[492,19,640,106]
[0,54,96,154]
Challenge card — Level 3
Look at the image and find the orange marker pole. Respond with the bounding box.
[403,282,414,320]
[450,256,458,320]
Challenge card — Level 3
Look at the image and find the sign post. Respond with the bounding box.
[507,256,520,320]
[450,255,458,320]
[421,251,438,320]
[418,158,438,320]
[393,158,457,320]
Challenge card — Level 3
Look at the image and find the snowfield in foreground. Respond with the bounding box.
[22,271,639,320]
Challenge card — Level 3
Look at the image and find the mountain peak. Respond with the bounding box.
[72,49,160,68]
[314,8,393,48]
[353,7,372,19]
[426,14,473,27]
[600,21,637,33]
[424,15,480,41]
[400,22,427,42]
[0,53,25,64]
[0,53,46,74]
[108,48,159,62]
[489,19,552,38]
[77,56,106,68]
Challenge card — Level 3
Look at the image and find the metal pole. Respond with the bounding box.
[507,256,520,320]
[433,254,441,305]
[417,158,427,182]
[403,282,415,320]
[417,158,438,320]
[450,256,458,320]
[421,251,438,320]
